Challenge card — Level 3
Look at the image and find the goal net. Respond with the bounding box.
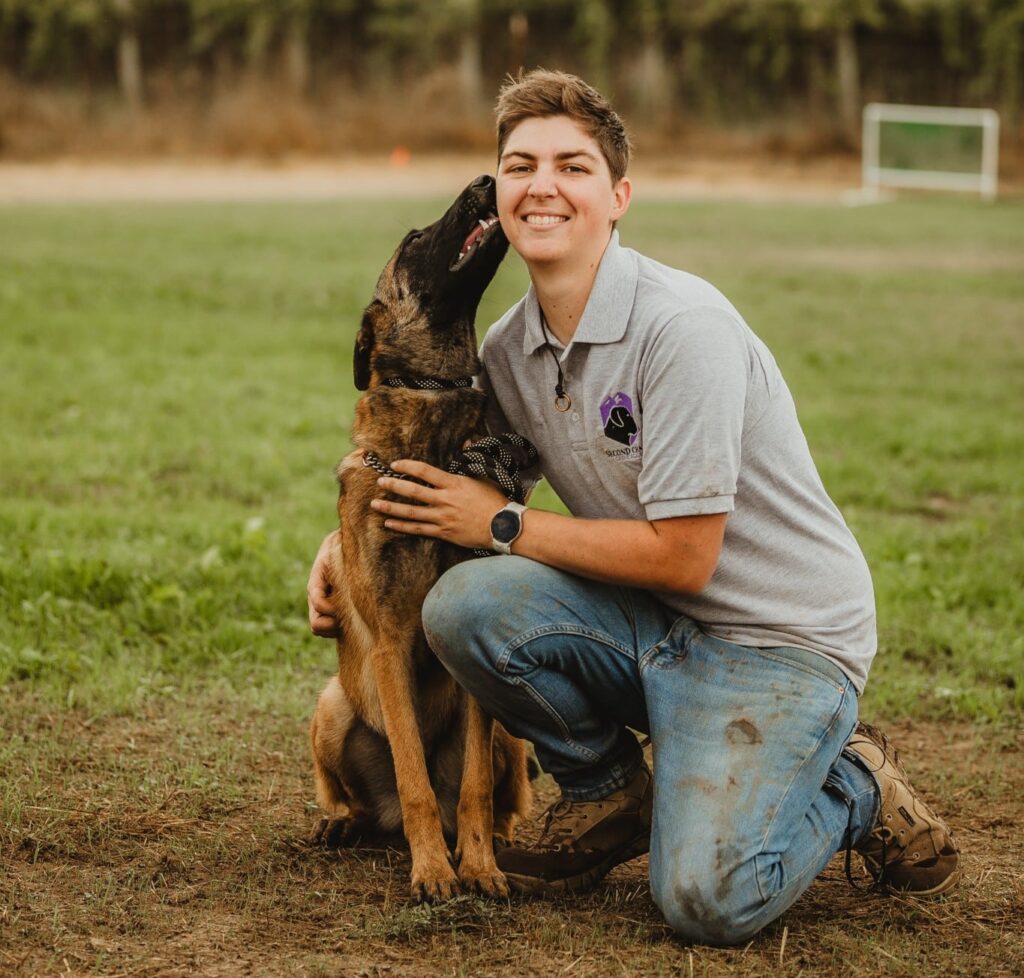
[862,103,1000,201]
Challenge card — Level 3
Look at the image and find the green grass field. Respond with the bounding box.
[2,194,1023,976]
[1,196,1021,721]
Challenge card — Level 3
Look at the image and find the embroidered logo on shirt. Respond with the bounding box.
[600,392,639,447]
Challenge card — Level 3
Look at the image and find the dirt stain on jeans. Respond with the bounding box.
[725,718,762,745]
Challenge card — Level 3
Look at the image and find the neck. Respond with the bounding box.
[528,235,612,345]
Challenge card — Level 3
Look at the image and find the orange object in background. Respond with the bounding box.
[389,145,411,168]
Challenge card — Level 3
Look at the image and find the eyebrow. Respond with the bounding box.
[500,149,600,163]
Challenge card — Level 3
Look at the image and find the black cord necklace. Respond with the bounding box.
[539,309,572,412]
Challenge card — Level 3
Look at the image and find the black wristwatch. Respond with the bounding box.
[490,502,527,555]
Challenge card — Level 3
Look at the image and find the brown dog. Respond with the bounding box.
[309,176,533,901]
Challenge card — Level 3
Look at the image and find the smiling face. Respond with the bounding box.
[496,115,631,274]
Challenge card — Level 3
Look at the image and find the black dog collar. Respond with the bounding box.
[381,376,474,391]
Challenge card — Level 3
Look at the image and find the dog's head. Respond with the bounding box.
[354,175,508,390]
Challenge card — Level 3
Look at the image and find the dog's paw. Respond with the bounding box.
[410,860,461,903]
[458,863,510,899]
[308,815,366,848]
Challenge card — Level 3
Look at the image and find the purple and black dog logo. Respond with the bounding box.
[600,392,638,446]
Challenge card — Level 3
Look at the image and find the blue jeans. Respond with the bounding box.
[422,556,880,947]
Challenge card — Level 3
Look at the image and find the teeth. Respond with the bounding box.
[526,214,567,225]
[455,217,498,266]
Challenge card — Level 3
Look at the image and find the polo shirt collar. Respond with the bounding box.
[522,231,638,355]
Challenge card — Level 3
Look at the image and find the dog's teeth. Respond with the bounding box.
[478,219,489,229]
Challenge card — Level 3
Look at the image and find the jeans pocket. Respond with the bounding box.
[640,613,696,671]
[742,645,848,696]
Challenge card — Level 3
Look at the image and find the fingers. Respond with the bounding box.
[307,530,342,638]
[310,612,342,639]
[379,518,440,538]
[308,583,342,637]
[388,459,455,487]
[370,498,434,521]
[376,475,434,502]
[308,580,342,636]
[310,590,335,617]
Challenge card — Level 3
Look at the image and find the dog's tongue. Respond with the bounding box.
[460,223,487,256]
[459,215,499,258]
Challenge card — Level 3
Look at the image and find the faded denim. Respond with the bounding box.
[422,556,880,946]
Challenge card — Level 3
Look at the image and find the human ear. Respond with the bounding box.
[611,177,632,222]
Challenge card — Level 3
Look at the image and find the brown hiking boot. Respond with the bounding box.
[496,764,653,895]
[845,722,961,895]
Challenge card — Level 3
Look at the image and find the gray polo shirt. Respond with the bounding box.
[479,232,877,692]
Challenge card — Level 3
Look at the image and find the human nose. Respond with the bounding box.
[527,167,557,198]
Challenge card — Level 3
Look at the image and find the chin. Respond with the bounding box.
[514,239,570,266]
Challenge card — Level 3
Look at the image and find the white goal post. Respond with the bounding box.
[862,103,1000,201]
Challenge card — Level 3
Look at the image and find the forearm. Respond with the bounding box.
[510,509,721,595]
[369,461,726,595]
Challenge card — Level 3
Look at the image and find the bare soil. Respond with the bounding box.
[2,693,1021,978]
[0,155,870,204]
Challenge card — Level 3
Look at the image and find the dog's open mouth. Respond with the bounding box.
[450,214,501,271]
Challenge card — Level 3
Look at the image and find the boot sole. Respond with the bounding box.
[503,834,650,897]
[877,860,962,898]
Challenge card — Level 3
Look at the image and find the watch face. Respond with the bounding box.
[490,509,521,544]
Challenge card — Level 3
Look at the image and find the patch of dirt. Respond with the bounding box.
[0,155,870,205]
[1,698,1022,978]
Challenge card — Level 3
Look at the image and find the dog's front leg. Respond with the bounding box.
[454,696,508,897]
[372,636,459,902]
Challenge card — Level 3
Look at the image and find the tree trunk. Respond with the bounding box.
[452,0,482,108]
[456,31,483,107]
[113,0,143,108]
[246,9,273,78]
[836,23,861,147]
[118,27,143,108]
[633,39,669,123]
[577,0,612,95]
[508,12,528,76]
[284,14,310,96]
[805,41,828,137]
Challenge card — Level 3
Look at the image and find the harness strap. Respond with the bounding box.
[364,433,540,558]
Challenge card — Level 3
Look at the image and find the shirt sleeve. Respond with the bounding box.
[637,306,751,520]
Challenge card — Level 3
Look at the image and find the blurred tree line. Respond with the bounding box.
[0,0,1021,147]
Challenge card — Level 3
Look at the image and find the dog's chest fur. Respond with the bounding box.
[332,385,488,736]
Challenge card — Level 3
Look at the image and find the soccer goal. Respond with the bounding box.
[861,103,1000,202]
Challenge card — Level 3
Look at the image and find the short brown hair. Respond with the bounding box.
[495,69,632,183]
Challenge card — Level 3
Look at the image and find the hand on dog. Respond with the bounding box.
[307,531,343,638]
[372,460,508,551]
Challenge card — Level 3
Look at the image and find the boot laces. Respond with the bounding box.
[536,799,596,852]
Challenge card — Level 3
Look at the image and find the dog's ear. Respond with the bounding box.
[353,308,375,391]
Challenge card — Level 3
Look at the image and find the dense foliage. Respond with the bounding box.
[0,0,1021,137]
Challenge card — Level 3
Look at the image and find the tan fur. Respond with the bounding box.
[309,183,531,901]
